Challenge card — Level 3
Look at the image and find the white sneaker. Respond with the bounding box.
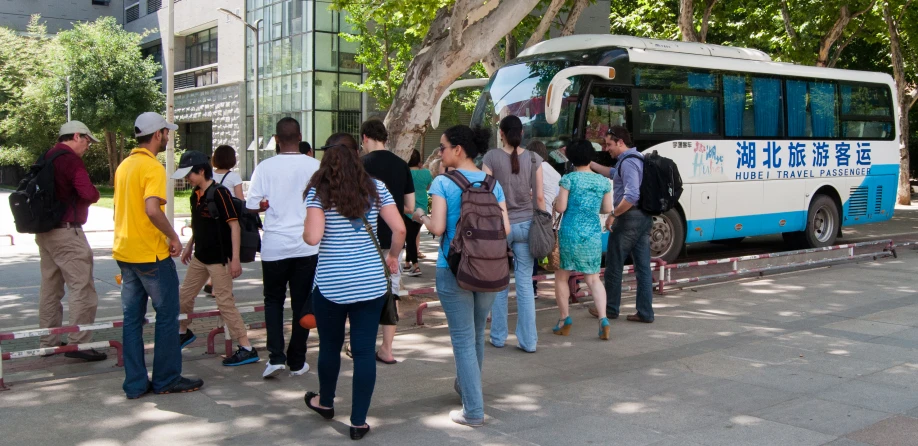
[449,409,484,427]
[262,362,285,378]
[289,363,310,376]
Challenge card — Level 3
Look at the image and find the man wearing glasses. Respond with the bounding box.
[589,126,655,324]
[35,121,106,361]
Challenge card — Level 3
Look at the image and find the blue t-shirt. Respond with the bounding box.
[305,179,395,304]
[428,169,506,268]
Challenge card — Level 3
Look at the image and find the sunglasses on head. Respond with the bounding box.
[318,143,352,151]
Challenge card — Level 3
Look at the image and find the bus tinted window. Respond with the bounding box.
[787,80,838,138]
[634,65,720,91]
[840,84,892,117]
[638,92,719,135]
[723,75,785,138]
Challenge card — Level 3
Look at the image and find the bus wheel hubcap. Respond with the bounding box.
[813,206,834,243]
[650,216,673,255]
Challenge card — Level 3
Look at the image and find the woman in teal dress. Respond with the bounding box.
[552,140,614,340]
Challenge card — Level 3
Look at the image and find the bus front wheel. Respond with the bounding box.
[650,209,684,263]
[801,195,839,249]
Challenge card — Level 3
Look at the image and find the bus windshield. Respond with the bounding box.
[471,60,580,151]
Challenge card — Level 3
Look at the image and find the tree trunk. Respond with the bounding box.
[679,0,700,42]
[481,45,503,77]
[560,0,589,37]
[884,0,912,205]
[505,34,518,62]
[699,0,718,43]
[384,0,540,159]
[105,130,117,186]
[523,0,566,49]
[816,2,874,67]
[780,0,798,45]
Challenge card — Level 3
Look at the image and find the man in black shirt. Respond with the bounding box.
[361,120,414,364]
[173,151,258,367]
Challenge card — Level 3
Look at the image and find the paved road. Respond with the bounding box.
[2,248,918,445]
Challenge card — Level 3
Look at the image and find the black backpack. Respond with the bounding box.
[204,176,262,263]
[617,151,683,216]
[8,150,71,234]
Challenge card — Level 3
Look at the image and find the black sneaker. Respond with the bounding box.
[203,284,213,295]
[179,330,196,349]
[40,341,67,358]
[64,348,108,362]
[154,376,204,394]
[223,346,259,366]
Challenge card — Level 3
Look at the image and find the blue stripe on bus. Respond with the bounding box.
[841,165,897,227]
[686,211,807,243]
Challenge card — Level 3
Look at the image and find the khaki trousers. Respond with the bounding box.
[36,227,99,347]
[179,257,247,342]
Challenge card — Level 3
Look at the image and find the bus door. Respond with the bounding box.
[582,84,632,160]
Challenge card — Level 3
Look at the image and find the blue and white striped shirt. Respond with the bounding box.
[305,180,395,304]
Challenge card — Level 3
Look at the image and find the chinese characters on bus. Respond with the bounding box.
[733,140,872,180]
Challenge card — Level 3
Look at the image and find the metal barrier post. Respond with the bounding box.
[0,234,13,246]
[224,324,233,357]
[108,340,124,367]
[0,344,8,391]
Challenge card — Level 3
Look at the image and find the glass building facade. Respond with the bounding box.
[244,0,361,175]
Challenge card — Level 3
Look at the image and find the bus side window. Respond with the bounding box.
[724,75,784,138]
[787,79,838,138]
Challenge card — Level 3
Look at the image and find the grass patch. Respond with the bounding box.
[95,185,193,215]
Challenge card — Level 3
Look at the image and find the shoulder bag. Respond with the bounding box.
[360,215,399,326]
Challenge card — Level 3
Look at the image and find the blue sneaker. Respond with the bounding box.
[179,329,197,349]
[223,346,259,366]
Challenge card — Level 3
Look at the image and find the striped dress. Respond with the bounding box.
[305,180,395,304]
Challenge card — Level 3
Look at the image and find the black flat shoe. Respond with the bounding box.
[304,391,334,420]
[350,424,370,440]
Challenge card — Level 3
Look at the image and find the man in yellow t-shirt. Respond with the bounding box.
[113,112,203,399]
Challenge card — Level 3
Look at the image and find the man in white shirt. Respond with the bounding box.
[246,117,320,378]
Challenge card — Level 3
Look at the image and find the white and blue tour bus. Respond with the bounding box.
[433,35,901,262]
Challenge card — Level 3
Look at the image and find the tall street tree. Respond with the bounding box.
[55,17,163,182]
[882,0,917,204]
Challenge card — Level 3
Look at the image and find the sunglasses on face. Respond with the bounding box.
[438,144,452,153]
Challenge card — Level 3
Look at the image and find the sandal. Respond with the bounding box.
[405,265,422,277]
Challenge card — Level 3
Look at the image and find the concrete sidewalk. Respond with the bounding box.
[2,249,918,445]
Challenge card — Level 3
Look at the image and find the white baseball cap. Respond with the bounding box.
[134,112,178,137]
[59,121,100,143]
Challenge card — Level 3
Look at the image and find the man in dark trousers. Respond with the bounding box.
[360,119,414,364]
[36,121,105,361]
[246,118,320,378]
[589,126,655,323]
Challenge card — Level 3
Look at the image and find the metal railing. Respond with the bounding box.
[175,63,218,91]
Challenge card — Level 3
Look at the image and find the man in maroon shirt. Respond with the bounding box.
[36,121,106,361]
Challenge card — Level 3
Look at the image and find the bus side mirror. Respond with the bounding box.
[430,78,490,129]
[545,66,617,125]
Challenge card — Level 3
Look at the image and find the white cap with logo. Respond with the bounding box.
[59,121,100,143]
[134,112,178,137]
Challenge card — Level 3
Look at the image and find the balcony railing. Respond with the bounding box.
[175,63,218,90]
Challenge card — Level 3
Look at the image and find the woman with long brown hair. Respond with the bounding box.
[301,133,406,440]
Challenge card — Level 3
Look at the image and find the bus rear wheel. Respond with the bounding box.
[802,195,839,248]
[650,209,684,263]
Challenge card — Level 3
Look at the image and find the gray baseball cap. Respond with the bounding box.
[59,121,100,143]
[134,112,178,137]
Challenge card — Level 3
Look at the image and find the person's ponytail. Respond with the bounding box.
[499,115,523,174]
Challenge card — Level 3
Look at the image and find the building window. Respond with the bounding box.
[147,0,162,14]
[185,28,218,70]
[126,3,140,22]
[141,44,162,78]
[92,0,111,5]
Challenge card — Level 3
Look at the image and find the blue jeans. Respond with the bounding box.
[117,258,182,397]
[604,209,655,321]
[490,220,537,352]
[312,287,385,427]
[437,267,497,421]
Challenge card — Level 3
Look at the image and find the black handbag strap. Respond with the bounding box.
[359,214,392,296]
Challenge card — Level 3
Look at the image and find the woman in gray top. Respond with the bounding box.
[482,115,545,353]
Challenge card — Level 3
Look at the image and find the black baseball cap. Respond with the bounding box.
[171,151,211,179]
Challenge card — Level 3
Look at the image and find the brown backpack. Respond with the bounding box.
[444,170,510,292]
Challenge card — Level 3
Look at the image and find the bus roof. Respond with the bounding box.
[518,35,772,61]
[517,35,895,87]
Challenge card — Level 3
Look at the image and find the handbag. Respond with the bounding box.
[529,208,555,258]
[546,211,563,271]
[360,215,399,326]
[528,154,556,258]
